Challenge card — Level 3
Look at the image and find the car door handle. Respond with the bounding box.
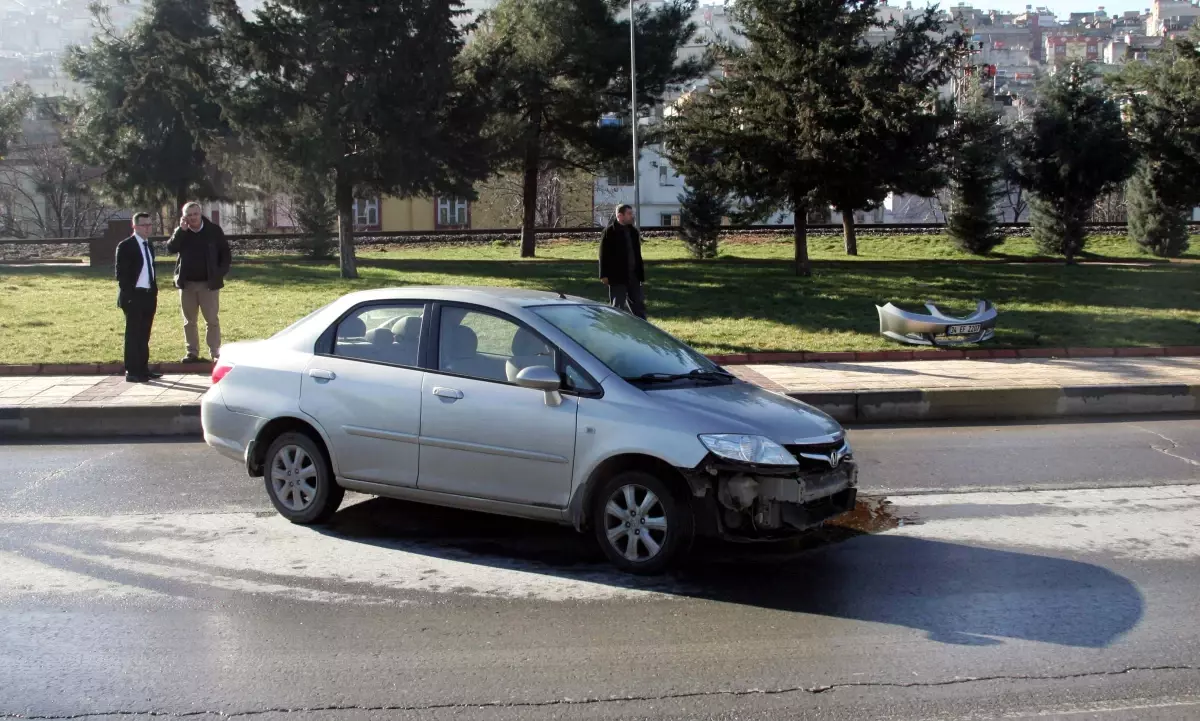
[309,369,336,380]
[432,386,463,400]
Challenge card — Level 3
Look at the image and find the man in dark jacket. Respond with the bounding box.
[114,213,161,382]
[598,204,647,319]
[166,201,231,362]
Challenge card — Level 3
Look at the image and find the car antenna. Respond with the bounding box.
[556,290,566,299]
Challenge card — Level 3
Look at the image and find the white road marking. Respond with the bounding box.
[1,485,1197,604]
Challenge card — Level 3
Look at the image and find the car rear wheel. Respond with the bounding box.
[592,470,693,574]
[264,432,344,524]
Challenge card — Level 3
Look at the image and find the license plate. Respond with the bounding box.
[947,324,981,335]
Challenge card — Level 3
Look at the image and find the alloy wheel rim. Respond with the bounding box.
[603,484,669,562]
[270,445,318,512]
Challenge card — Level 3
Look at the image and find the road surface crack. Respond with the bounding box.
[1132,425,1200,468]
[4,665,1198,718]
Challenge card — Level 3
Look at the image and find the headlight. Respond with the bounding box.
[699,434,798,466]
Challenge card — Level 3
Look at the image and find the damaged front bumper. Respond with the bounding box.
[680,444,859,541]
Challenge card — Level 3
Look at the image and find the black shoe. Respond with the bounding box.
[146,371,163,379]
[125,374,149,383]
[182,355,206,364]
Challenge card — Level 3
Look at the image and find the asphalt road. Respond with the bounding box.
[2,417,1200,720]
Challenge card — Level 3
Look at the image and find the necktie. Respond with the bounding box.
[142,240,155,286]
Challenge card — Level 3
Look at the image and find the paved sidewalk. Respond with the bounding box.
[734,356,1200,393]
[2,356,1200,437]
[0,374,209,407]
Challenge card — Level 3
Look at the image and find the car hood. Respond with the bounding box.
[647,381,843,443]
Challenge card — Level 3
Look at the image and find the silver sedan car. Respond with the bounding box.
[202,287,857,574]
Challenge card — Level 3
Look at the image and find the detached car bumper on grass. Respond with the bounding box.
[877,300,997,346]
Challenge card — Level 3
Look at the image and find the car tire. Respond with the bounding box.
[592,470,694,574]
[263,431,344,525]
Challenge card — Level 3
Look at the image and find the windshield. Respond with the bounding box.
[532,304,717,379]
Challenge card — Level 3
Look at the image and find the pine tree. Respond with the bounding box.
[821,10,965,256]
[292,173,337,261]
[0,84,33,159]
[945,85,1006,255]
[664,0,962,273]
[213,0,490,278]
[462,0,705,257]
[64,0,230,211]
[1126,163,1190,257]
[1111,29,1200,258]
[677,183,725,259]
[1014,62,1134,262]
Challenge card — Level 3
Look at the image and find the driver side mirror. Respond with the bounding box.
[515,365,563,406]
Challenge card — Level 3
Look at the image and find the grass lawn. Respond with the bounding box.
[1,234,1198,365]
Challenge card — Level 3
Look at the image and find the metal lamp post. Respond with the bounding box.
[630,0,640,225]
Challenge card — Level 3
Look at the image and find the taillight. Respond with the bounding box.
[211,361,234,384]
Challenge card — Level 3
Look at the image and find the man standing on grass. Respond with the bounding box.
[598,204,647,319]
[114,213,161,383]
[167,202,231,363]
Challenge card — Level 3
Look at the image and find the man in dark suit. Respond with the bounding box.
[115,213,161,383]
[598,204,647,319]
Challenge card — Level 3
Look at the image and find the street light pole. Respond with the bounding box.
[630,0,640,226]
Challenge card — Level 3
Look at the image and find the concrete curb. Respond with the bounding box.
[5,346,1200,376]
[0,404,201,438]
[3,383,1200,439]
[790,383,1200,423]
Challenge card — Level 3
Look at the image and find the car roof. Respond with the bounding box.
[334,286,599,310]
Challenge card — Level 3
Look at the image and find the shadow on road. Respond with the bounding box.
[318,495,1144,649]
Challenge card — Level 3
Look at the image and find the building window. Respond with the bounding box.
[660,213,680,227]
[658,166,672,185]
[607,167,634,186]
[437,197,469,228]
[353,198,380,229]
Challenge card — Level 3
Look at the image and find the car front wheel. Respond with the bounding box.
[264,431,344,524]
[592,470,693,574]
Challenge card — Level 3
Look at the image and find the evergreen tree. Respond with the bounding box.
[821,10,965,255]
[0,84,33,159]
[945,85,1006,255]
[1111,29,1200,258]
[664,0,961,273]
[677,182,725,259]
[64,0,229,211]
[1014,62,1134,262]
[292,173,337,261]
[462,0,705,257]
[1126,163,1190,257]
[213,0,490,278]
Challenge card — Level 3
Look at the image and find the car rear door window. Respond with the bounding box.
[333,305,424,367]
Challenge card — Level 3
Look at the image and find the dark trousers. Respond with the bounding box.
[608,282,647,319]
[123,290,158,375]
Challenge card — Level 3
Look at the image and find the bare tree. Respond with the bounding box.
[1090,188,1127,223]
[998,172,1028,222]
[474,168,597,229]
[0,141,116,238]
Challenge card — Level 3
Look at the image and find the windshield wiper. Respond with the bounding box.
[624,369,736,384]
